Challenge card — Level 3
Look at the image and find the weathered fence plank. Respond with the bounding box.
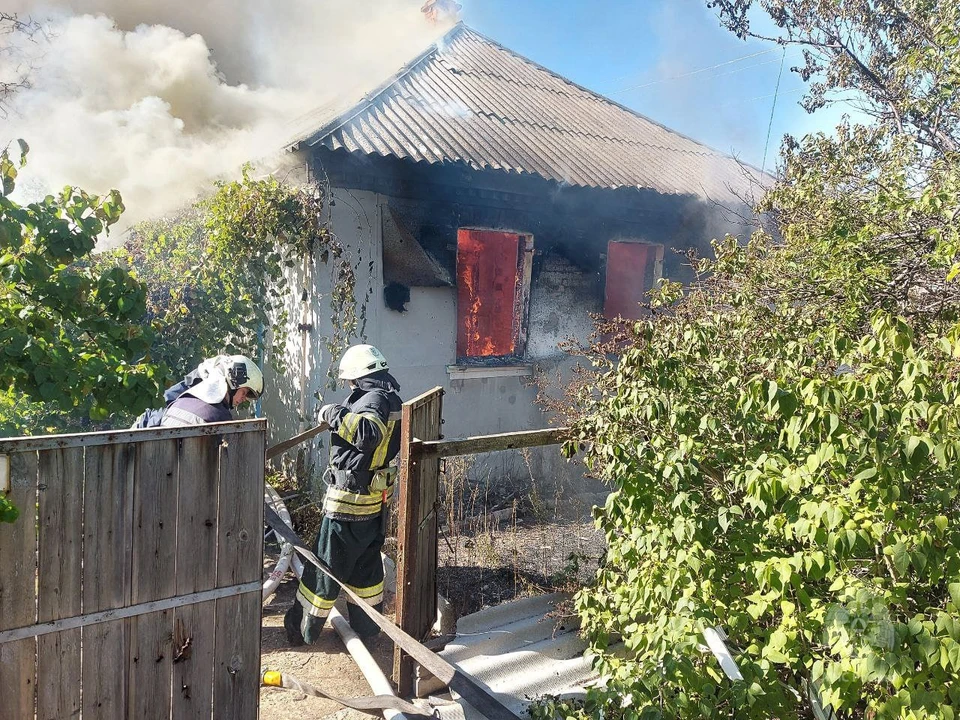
[82,442,135,720]
[213,592,261,719]
[214,430,264,718]
[419,427,569,458]
[216,430,265,588]
[173,599,217,719]
[129,439,179,719]
[132,439,180,601]
[0,583,257,643]
[129,607,174,717]
[393,386,444,695]
[173,435,220,720]
[0,420,264,720]
[37,447,84,720]
[0,419,262,453]
[0,451,38,720]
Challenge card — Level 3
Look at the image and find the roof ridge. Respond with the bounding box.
[451,24,764,174]
[292,22,772,198]
[294,23,466,150]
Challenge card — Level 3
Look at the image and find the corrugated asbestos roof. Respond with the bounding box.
[291,24,766,203]
[423,593,600,719]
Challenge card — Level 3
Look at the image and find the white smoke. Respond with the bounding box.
[0,0,453,226]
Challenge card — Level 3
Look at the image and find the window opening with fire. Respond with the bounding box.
[456,228,534,362]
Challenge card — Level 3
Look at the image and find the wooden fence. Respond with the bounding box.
[393,386,444,694]
[391,385,570,695]
[0,420,265,720]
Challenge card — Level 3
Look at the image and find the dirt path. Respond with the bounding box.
[259,576,395,720]
[257,483,608,718]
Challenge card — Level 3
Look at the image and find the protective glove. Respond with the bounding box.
[319,403,341,425]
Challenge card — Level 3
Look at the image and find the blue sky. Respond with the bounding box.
[461,0,852,172]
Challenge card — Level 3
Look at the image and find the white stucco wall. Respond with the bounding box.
[527,254,600,359]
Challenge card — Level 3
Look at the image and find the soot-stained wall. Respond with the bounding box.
[277,149,754,489]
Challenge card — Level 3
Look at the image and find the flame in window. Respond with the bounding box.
[456,229,522,359]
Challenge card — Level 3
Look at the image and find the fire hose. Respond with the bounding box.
[261,670,434,717]
[262,503,521,720]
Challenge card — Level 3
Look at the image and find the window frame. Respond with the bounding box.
[602,239,665,321]
[454,227,535,363]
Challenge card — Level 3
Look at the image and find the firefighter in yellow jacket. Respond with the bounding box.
[285,344,403,645]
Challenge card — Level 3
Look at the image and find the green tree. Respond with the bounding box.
[708,0,959,155]
[0,142,163,521]
[0,143,161,417]
[100,168,357,388]
[544,2,960,718]
[0,152,353,527]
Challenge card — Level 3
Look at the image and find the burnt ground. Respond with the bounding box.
[434,468,609,620]
[436,510,607,620]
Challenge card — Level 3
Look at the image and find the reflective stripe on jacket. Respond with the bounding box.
[322,466,398,519]
[319,372,403,521]
[159,395,233,427]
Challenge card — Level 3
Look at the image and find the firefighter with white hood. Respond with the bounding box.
[132,355,264,428]
[285,344,403,645]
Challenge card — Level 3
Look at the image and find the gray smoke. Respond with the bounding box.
[0,0,452,225]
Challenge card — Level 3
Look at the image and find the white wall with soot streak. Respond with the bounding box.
[526,255,600,360]
[263,184,597,490]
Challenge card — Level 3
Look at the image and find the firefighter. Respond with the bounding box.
[284,344,403,645]
[132,355,264,428]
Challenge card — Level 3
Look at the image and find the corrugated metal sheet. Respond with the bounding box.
[426,593,599,719]
[293,24,767,203]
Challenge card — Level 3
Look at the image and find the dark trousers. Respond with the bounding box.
[285,514,385,642]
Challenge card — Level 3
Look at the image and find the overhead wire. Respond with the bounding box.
[610,47,780,94]
[761,47,788,176]
[691,56,784,80]
[743,87,804,104]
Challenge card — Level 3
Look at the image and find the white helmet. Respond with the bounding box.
[338,344,389,381]
[223,355,264,398]
[189,355,264,404]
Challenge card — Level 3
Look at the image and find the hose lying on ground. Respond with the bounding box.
[261,670,435,718]
[264,503,522,720]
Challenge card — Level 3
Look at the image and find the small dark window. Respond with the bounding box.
[456,228,533,360]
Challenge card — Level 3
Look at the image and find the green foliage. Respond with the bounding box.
[0,141,162,424]
[572,269,960,716]
[0,390,84,437]
[552,3,960,717]
[0,155,351,524]
[0,497,17,523]
[709,0,960,156]
[99,168,355,385]
[0,141,164,523]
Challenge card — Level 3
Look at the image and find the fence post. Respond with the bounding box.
[393,387,444,696]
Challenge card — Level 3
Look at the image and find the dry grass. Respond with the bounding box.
[265,455,607,622]
[436,451,606,619]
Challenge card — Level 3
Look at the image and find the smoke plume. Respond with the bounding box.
[1,0,452,226]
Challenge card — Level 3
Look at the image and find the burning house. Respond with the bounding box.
[265,22,766,482]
